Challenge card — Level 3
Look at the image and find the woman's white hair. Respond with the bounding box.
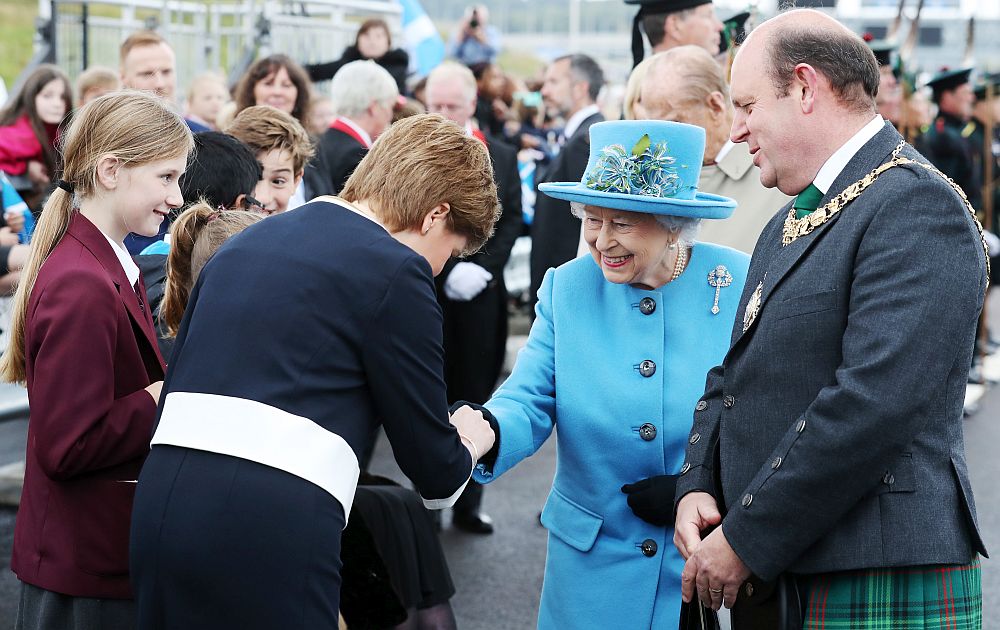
[329,60,399,119]
[570,201,701,244]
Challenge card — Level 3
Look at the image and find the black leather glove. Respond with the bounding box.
[621,475,679,526]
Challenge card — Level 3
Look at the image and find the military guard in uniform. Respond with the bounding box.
[919,67,982,211]
[626,0,725,68]
[863,34,903,128]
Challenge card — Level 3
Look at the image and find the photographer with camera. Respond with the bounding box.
[450,5,501,68]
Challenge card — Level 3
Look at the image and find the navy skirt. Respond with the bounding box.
[130,446,345,630]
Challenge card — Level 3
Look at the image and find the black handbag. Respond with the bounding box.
[729,573,804,630]
[679,600,721,630]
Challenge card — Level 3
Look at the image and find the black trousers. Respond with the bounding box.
[439,282,508,515]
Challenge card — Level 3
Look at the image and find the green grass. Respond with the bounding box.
[0,0,39,90]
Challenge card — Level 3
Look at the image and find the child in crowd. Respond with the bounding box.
[0,64,72,202]
[135,130,263,358]
[75,66,121,107]
[0,90,192,630]
[307,94,336,136]
[185,72,230,130]
[225,105,315,213]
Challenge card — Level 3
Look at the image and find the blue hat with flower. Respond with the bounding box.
[539,120,736,219]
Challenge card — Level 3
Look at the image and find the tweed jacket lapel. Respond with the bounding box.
[729,121,904,350]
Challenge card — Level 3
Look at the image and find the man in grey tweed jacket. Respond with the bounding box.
[674,9,989,627]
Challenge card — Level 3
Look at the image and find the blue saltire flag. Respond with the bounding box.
[399,0,445,78]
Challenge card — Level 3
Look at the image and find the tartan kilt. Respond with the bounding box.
[801,557,982,629]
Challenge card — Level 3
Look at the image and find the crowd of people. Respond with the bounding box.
[0,0,995,628]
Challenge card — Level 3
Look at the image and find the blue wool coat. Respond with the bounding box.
[475,242,749,629]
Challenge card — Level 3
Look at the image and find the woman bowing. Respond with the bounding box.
[130,114,498,630]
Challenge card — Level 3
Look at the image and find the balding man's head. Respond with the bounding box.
[644,46,728,113]
[728,10,882,195]
[739,9,879,113]
[640,47,731,159]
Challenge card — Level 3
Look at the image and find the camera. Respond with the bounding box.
[469,10,480,28]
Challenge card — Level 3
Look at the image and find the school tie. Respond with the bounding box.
[793,183,824,220]
[133,281,145,314]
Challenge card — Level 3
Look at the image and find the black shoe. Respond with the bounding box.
[452,510,494,535]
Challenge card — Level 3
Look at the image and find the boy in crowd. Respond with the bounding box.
[225,105,316,213]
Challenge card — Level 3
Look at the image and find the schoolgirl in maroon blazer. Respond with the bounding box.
[0,90,192,630]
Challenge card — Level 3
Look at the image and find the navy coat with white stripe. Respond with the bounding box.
[154,199,473,506]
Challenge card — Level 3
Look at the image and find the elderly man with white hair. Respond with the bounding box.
[317,60,398,193]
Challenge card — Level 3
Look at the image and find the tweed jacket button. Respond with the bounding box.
[744,582,755,598]
[680,462,691,474]
[696,400,708,412]
[639,297,656,315]
[689,433,701,445]
[741,493,753,508]
[771,457,782,470]
[639,423,657,441]
[641,539,658,557]
[638,360,656,377]
[723,395,735,408]
[796,419,807,433]
[883,472,894,485]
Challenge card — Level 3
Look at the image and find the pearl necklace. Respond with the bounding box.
[670,244,689,282]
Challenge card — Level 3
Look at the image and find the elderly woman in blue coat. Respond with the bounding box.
[465,120,750,628]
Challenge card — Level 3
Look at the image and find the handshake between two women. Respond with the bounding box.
[448,404,496,465]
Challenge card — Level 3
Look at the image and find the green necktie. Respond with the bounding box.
[793,183,824,220]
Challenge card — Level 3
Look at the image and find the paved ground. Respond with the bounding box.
[0,295,996,629]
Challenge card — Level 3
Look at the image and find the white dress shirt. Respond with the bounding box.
[812,115,884,194]
[102,233,140,287]
[562,104,600,142]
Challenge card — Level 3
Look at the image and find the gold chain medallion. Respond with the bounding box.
[780,141,991,281]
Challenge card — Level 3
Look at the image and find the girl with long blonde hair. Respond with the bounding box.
[1,90,192,630]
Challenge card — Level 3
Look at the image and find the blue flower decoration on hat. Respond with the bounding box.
[585,134,681,199]
[538,120,736,219]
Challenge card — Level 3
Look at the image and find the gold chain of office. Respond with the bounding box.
[781,140,992,279]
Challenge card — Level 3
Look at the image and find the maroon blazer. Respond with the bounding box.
[13,212,164,598]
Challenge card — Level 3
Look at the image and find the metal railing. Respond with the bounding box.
[17,0,400,100]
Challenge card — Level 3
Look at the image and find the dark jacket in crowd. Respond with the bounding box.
[317,125,368,195]
[306,46,409,94]
[528,110,603,305]
[435,133,523,405]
